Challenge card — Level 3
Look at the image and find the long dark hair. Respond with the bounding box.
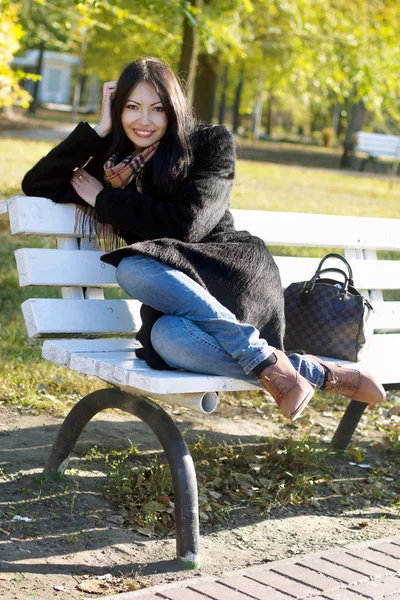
[108,57,196,195]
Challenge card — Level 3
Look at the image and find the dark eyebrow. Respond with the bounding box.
[126,99,163,106]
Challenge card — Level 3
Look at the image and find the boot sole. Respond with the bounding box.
[288,386,315,421]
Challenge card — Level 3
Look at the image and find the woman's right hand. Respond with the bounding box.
[94,81,117,138]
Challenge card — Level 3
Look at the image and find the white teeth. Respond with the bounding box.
[134,130,153,135]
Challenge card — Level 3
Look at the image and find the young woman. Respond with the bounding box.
[22,57,385,419]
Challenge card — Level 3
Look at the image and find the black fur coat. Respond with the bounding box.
[22,122,285,369]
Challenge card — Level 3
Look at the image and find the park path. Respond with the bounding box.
[100,536,400,599]
[0,123,76,141]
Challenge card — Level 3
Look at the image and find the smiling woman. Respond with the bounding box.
[20,57,385,421]
[121,82,168,147]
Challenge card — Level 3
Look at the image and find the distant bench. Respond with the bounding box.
[1,196,400,568]
[356,131,400,173]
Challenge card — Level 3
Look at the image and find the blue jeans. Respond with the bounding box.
[116,256,326,389]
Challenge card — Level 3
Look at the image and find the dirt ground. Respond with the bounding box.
[1,394,400,600]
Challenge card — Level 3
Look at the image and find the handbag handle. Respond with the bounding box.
[311,267,350,293]
[315,253,354,286]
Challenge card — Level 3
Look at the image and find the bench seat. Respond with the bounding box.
[357,131,400,159]
[356,131,400,173]
[42,333,400,398]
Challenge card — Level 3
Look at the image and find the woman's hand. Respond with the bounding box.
[94,81,117,138]
[70,169,104,207]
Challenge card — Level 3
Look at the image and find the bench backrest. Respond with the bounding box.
[357,131,400,159]
[2,195,400,339]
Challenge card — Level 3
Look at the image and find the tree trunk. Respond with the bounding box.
[28,40,45,114]
[71,31,88,122]
[178,0,203,107]
[331,101,340,134]
[340,100,366,168]
[252,89,263,141]
[232,70,244,134]
[217,64,229,124]
[265,90,274,137]
[193,53,218,122]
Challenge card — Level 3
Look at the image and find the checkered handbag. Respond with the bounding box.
[284,253,374,361]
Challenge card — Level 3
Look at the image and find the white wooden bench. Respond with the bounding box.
[356,131,400,174]
[2,196,400,568]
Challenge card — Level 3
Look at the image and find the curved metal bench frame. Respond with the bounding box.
[44,387,200,569]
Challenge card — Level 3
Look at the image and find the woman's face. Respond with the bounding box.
[121,81,168,149]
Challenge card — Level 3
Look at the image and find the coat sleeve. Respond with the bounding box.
[21,122,109,207]
[95,125,236,242]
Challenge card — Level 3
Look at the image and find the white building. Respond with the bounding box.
[13,50,99,111]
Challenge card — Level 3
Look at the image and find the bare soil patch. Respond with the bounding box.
[1,393,399,599]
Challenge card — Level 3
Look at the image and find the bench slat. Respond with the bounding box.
[371,302,400,332]
[42,334,400,388]
[43,342,262,393]
[233,210,400,251]
[15,248,117,287]
[42,338,138,366]
[20,293,400,340]
[21,298,142,338]
[8,197,400,251]
[8,196,78,236]
[357,132,400,158]
[16,249,400,291]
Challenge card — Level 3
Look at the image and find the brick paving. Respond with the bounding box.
[98,537,400,599]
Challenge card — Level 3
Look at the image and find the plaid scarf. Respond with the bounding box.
[103,142,159,192]
[74,142,159,251]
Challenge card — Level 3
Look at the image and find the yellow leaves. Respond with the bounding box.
[242,0,255,12]
[0,1,33,109]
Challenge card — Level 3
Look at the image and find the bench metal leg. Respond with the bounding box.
[359,157,371,172]
[330,399,367,450]
[44,387,200,569]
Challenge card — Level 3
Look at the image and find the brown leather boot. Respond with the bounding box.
[258,349,315,420]
[311,356,386,405]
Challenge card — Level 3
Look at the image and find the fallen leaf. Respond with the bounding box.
[211,477,224,489]
[132,525,153,537]
[208,490,222,500]
[77,580,109,593]
[199,511,210,523]
[156,495,170,506]
[233,473,255,487]
[258,478,274,488]
[105,514,124,525]
[142,501,165,513]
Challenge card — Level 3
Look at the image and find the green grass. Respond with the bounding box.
[0,139,53,201]
[80,433,399,534]
[233,160,400,218]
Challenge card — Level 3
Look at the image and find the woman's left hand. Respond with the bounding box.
[70,169,104,207]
